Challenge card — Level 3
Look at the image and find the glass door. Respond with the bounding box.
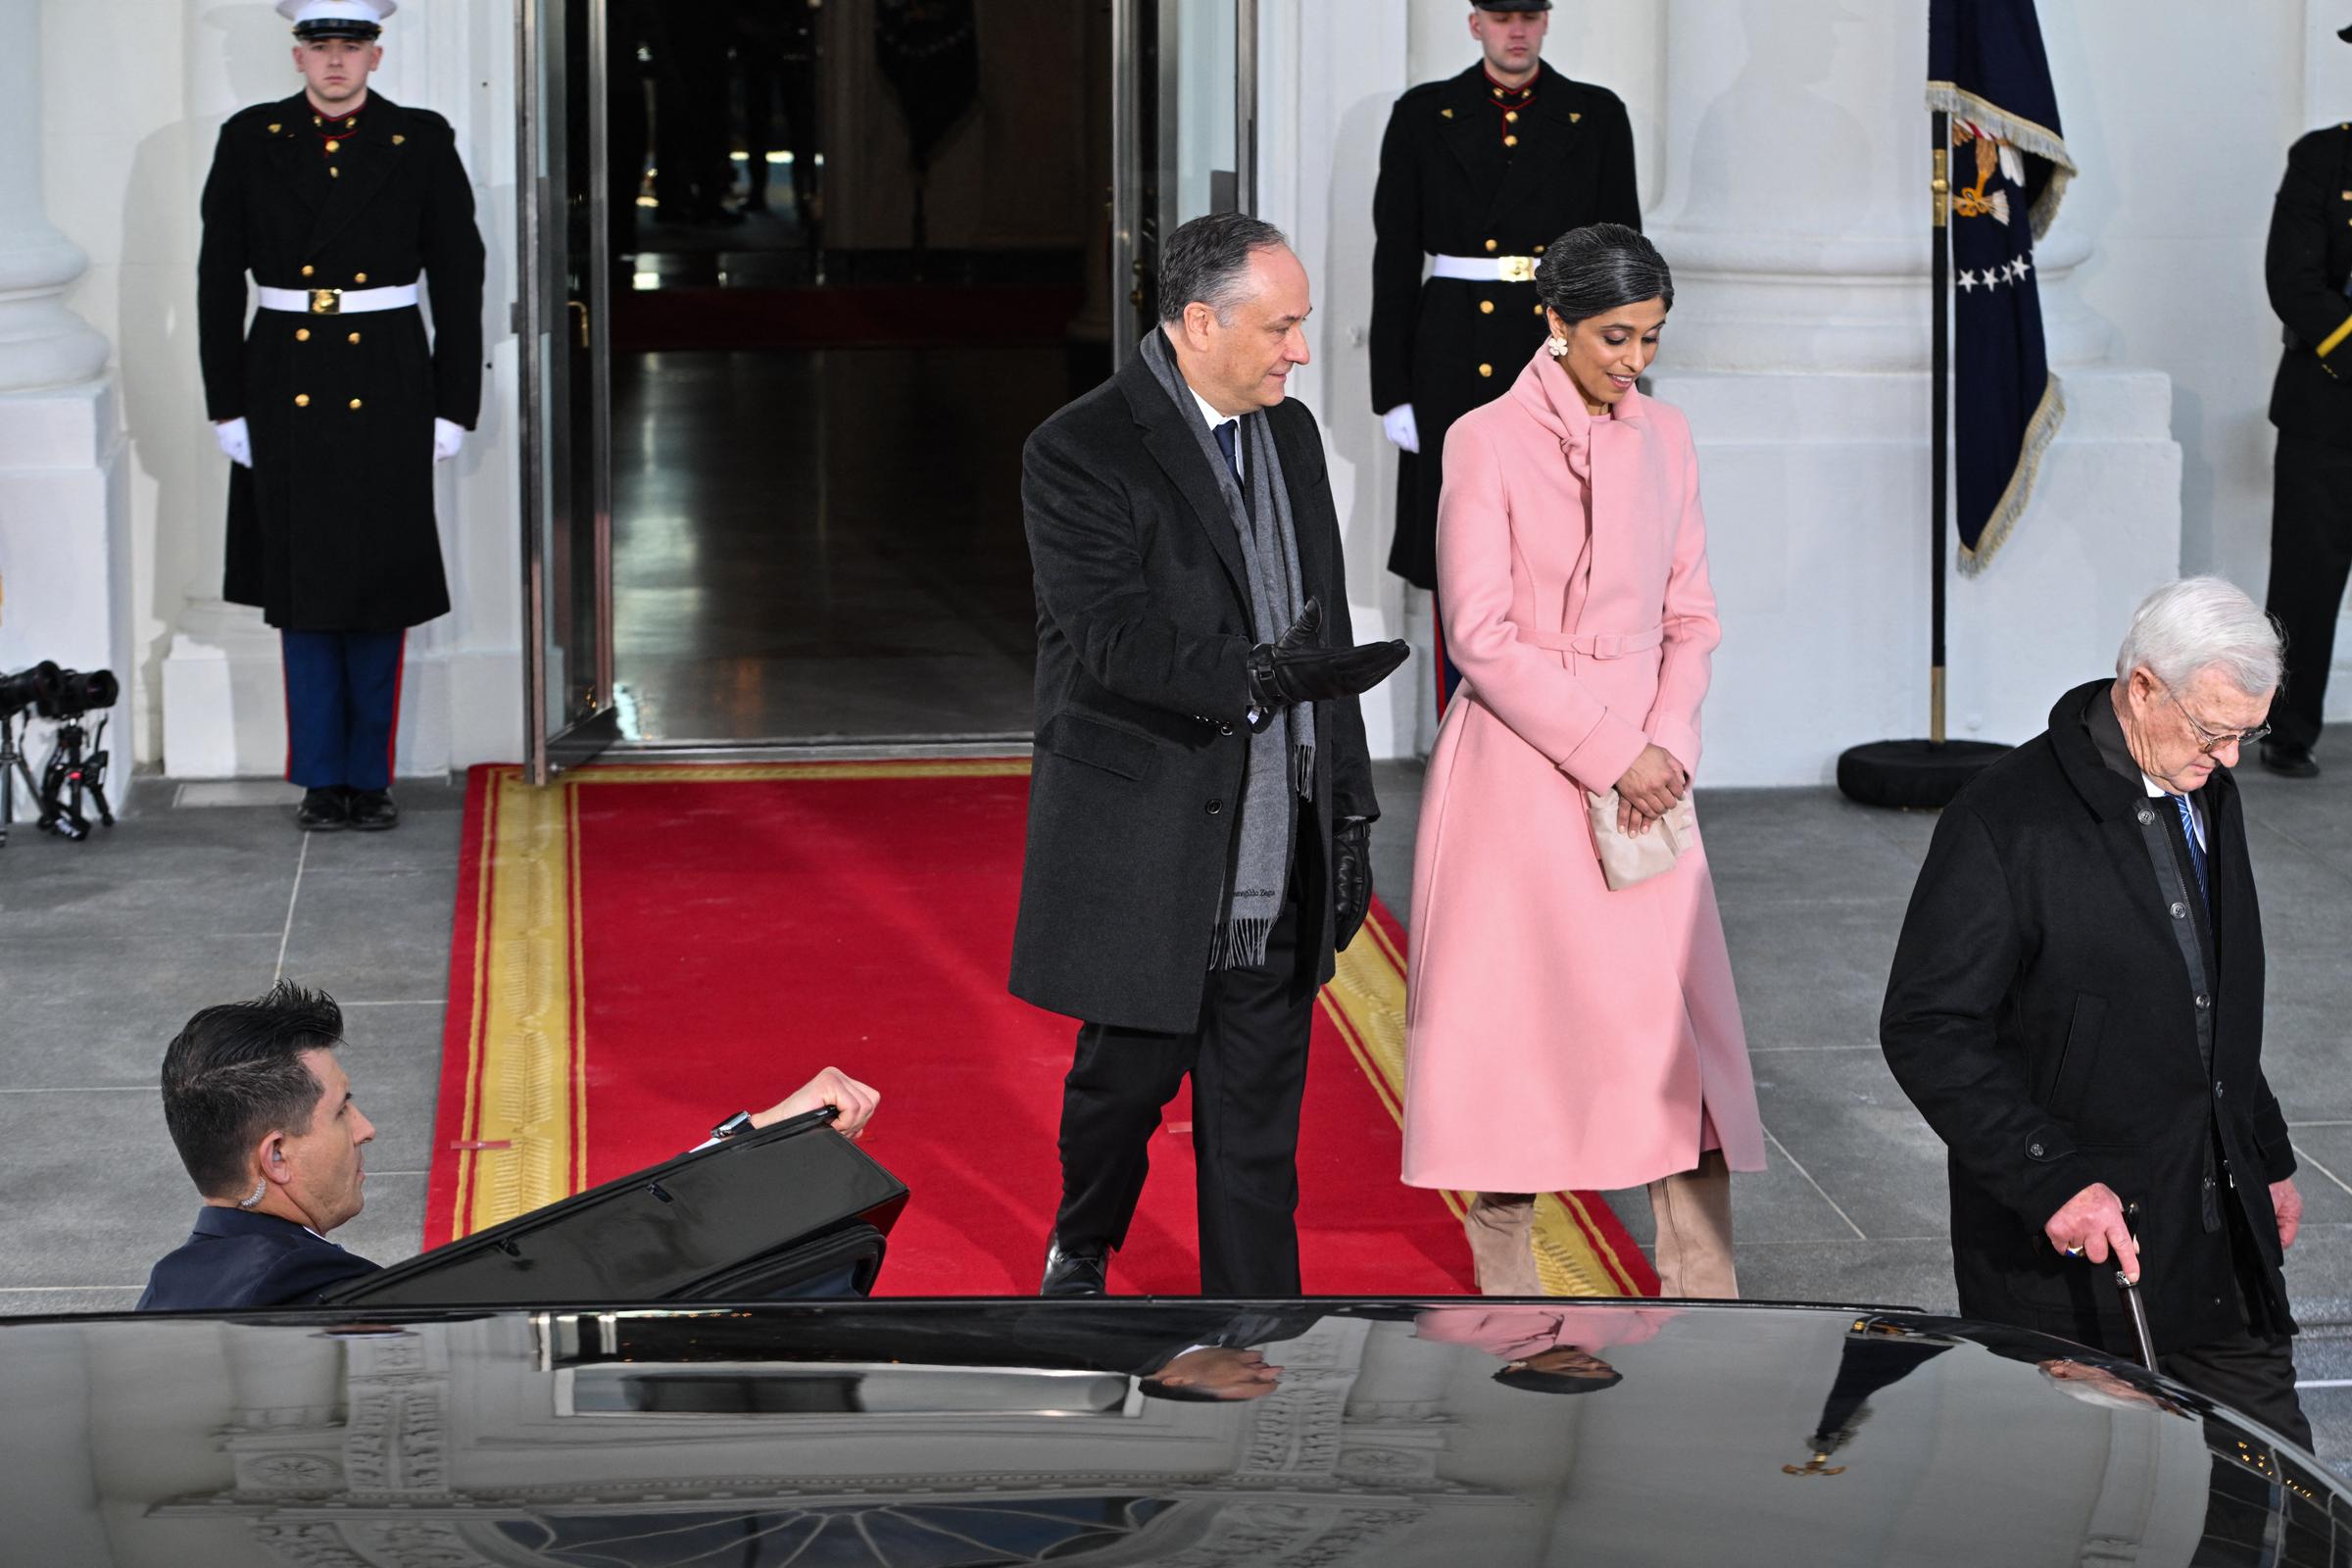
[1110,0,1256,367]
[518,0,618,781]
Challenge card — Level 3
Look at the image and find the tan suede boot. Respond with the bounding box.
[1647,1149,1739,1298]
[1464,1191,1544,1296]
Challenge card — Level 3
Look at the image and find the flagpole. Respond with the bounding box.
[1834,104,2005,808]
[1930,109,1949,747]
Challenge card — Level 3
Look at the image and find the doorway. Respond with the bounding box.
[517,0,1253,771]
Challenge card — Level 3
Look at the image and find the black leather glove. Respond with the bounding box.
[1333,816,1372,953]
[1247,599,1411,716]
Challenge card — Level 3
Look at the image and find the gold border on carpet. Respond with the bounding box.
[1324,914,1641,1297]
[453,758,1645,1295]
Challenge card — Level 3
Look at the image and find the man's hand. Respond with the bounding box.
[1247,600,1410,713]
[433,417,466,464]
[2273,1176,2303,1250]
[2045,1181,2140,1284]
[1613,745,1689,831]
[1333,817,1372,952]
[1381,404,1420,455]
[215,416,253,468]
[752,1067,880,1139]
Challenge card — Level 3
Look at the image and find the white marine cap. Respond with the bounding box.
[276,0,398,39]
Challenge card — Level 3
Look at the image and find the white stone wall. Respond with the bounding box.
[25,1,2352,777]
[39,0,522,776]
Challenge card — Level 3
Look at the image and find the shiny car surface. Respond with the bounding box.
[2,1298,2342,1567]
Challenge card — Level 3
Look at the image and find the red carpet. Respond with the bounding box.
[429,760,1655,1298]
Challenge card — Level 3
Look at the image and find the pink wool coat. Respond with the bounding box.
[1402,347,1766,1195]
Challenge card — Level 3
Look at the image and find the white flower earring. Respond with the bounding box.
[1545,318,1569,359]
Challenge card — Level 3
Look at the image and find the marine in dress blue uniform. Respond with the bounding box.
[1369,0,1639,712]
[2256,27,2352,778]
[200,0,484,830]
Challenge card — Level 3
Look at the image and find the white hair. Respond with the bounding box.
[2113,576,2282,696]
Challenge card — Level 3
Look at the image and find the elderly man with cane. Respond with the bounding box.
[1882,577,2310,1446]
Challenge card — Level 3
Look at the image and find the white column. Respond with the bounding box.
[1638,0,2180,783]
[0,0,127,820]
[0,0,107,393]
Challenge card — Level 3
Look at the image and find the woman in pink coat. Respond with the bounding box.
[1401,224,1764,1298]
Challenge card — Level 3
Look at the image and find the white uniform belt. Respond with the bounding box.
[1431,254,1539,283]
[256,283,420,316]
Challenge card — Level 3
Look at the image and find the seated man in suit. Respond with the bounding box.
[140,980,880,1311]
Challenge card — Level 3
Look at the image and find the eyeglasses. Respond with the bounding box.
[2161,686,2270,756]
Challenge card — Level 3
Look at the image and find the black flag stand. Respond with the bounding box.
[1838,110,2008,808]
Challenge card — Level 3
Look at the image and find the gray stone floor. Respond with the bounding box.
[0,744,2344,1468]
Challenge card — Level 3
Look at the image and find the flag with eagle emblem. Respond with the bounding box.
[1929,0,2076,573]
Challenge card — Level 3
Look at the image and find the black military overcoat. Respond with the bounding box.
[2266,122,2352,447]
[1882,681,2299,1359]
[1368,61,1639,588]
[1009,348,1378,1036]
[199,91,486,631]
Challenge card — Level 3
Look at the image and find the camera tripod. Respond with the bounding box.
[0,710,113,848]
[0,711,42,849]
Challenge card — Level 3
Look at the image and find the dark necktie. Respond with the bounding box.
[1212,418,1243,487]
[2172,793,2209,906]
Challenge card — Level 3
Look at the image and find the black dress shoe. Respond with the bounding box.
[1041,1235,1108,1298]
[294,787,349,831]
[346,789,401,831]
[2260,739,2320,778]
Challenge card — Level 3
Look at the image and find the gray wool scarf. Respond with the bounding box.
[1142,328,1315,969]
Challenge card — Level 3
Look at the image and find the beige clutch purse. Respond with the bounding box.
[1586,789,1696,891]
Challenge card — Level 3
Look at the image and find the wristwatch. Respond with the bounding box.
[709,1110,756,1142]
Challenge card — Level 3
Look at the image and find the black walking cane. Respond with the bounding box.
[2115,1201,2159,1370]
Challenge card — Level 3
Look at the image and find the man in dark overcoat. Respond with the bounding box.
[200,0,484,832]
[1369,0,1639,710]
[1882,577,2310,1446]
[2259,39,2352,779]
[1012,214,1406,1298]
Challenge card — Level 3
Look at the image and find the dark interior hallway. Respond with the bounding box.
[611,348,1067,744]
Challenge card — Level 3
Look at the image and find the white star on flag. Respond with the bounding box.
[1958,270,1980,292]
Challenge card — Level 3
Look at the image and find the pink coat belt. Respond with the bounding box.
[1516,623,1665,660]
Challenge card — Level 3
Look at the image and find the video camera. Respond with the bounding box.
[0,661,122,846]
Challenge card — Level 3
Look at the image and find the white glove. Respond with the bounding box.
[1381,404,1420,455]
[433,417,466,464]
[215,417,253,468]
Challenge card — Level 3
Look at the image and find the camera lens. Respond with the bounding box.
[34,667,120,720]
[0,662,62,721]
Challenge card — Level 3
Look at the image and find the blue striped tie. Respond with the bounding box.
[2172,793,2209,906]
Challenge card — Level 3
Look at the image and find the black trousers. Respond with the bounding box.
[2264,433,2352,749]
[1053,822,1322,1297]
[2161,1329,2311,1448]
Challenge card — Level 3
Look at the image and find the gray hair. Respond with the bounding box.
[1157,212,1290,325]
[1535,222,1675,325]
[2113,575,2282,696]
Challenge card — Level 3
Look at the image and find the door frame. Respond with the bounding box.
[517,0,618,784]
[1109,0,1258,368]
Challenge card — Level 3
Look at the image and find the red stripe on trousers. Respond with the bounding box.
[385,630,407,783]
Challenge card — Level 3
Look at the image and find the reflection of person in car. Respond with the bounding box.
[1493,1345,1624,1396]
[1140,1344,1286,1402]
[138,982,879,1311]
[1413,1303,1667,1396]
[2037,1358,2186,1418]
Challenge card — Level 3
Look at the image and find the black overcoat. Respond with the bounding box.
[199,91,486,631]
[2266,122,2352,446]
[1010,347,1378,1036]
[1368,62,1640,588]
[1882,681,2298,1357]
